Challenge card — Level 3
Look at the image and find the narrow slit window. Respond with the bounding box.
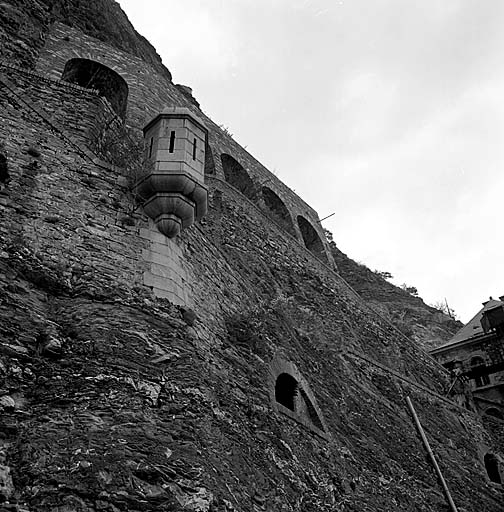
[148,137,154,158]
[169,131,176,153]
[192,138,197,160]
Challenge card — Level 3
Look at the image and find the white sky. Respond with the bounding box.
[118,0,504,323]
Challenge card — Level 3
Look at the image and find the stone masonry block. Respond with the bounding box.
[156,149,186,162]
[139,227,169,245]
[143,271,176,292]
[155,161,183,172]
[151,287,186,305]
[141,248,175,268]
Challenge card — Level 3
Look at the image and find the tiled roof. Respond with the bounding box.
[433,299,504,350]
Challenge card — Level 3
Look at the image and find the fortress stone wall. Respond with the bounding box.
[0,6,503,511]
[35,23,332,272]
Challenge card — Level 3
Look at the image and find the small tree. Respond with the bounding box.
[323,228,334,243]
[432,300,457,320]
[374,269,393,280]
[400,283,418,296]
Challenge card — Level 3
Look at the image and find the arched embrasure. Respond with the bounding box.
[275,373,298,411]
[61,58,129,120]
[273,365,326,435]
[205,143,216,174]
[484,453,502,484]
[297,215,327,262]
[262,186,295,235]
[220,153,256,200]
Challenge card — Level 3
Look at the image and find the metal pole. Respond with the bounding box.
[445,374,460,397]
[318,212,335,222]
[406,396,458,512]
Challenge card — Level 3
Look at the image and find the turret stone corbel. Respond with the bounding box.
[134,107,208,238]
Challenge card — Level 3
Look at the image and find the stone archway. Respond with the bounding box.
[61,58,129,120]
[220,153,256,200]
[270,357,328,438]
[275,373,298,411]
[204,143,216,175]
[262,186,295,235]
[484,453,502,484]
[297,215,327,262]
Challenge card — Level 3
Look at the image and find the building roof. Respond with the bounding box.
[433,298,504,351]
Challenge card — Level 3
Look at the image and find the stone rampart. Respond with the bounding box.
[34,22,333,264]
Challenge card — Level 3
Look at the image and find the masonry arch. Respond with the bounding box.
[220,153,256,200]
[204,143,216,175]
[261,186,295,235]
[484,453,502,484]
[270,357,328,438]
[275,373,298,411]
[297,215,327,262]
[274,372,325,431]
[61,58,129,120]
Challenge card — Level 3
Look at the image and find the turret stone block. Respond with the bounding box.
[135,107,208,238]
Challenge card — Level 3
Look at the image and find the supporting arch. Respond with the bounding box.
[220,153,256,200]
[204,143,216,175]
[262,186,295,235]
[297,215,327,262]
[61,58,129,120]
[484,453,502,484]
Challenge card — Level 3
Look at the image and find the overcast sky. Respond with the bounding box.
[118,0,504,323]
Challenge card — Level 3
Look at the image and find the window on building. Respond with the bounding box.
[148,137,154,158]
[169,131,176,153]
[471,356,490,387]
[484,453,502,484]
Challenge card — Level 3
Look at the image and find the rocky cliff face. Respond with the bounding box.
[329,241,462,351]
[1,3,503,512]
[0,0,171,79]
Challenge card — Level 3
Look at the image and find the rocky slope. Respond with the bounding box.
[329,241,462,351]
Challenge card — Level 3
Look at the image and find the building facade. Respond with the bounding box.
[431,298,504,420]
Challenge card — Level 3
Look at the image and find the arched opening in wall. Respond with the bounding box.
[484,453,502,484]
[262,186,295,236]
[220,153,256,200]
[297,215,327,262]
[471,356,490,387]
[275,373,297,411]
[61,58,129,120]
[274,372,326,433]
[204,143,215,175]
[485,408,504,420]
